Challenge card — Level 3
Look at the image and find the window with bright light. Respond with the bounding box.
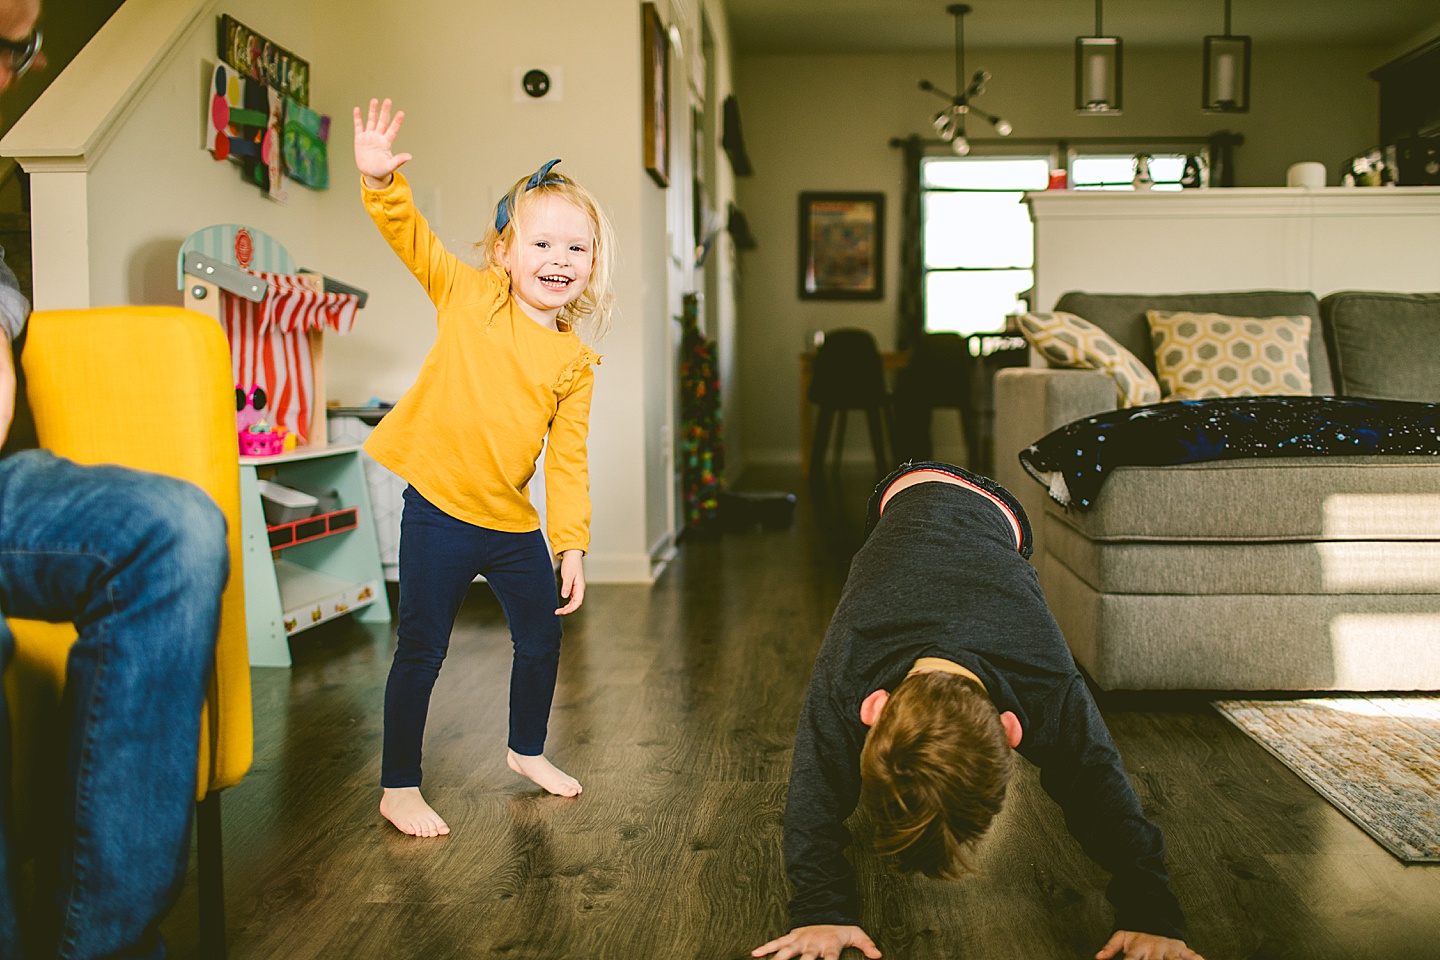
[1070,153,1193,191]
[921,156,1050,334]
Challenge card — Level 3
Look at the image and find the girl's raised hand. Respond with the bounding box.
[353,98,412,188]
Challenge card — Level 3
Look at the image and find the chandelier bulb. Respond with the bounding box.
[993,117,1013,137]
[952,135,971,156]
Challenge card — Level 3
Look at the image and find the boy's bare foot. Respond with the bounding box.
[506,749,582,797]
[380,786,450,837]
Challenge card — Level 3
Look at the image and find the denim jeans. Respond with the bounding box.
[0,450,228,959]
[382,486,562,787]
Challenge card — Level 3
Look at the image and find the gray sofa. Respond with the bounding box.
[994,290,1440,692]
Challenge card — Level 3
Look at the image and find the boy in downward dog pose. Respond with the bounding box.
[753,463,1205,960]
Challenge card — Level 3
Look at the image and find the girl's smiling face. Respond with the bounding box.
[496,193,595,329]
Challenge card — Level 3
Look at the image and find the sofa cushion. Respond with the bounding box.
[1147,310,1312,399]
[1046,514,1440,595]
[1017,311,1161,408]
[1053,290,1332,394]
[1322,291,1440,402]
[1044,557,1440,691]
[1045,456,1440,541]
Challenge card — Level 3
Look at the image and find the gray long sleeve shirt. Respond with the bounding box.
[783,480,1186,940]
[0,247,27,340]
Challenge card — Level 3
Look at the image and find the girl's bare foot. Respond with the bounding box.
[380,786,450,837]
[506,749,582,797]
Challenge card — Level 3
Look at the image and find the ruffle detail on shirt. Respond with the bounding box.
[483,270,512,332]
[554,345,601,393]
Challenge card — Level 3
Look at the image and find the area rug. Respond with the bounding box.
[1212,696,1440,862]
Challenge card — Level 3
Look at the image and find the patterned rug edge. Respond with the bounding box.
[1212,698,1440,864]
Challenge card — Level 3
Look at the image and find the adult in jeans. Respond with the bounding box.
[0,2,230,955]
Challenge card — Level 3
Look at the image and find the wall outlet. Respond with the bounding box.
[514,66,564,103]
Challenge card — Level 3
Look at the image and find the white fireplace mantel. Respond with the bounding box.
[1026,186,1440,310]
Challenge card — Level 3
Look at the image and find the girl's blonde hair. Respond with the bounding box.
[477,168,616,341]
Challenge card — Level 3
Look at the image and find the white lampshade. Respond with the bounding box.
[1075,36,1122,114]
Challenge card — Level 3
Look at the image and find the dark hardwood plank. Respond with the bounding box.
[156,466,1440,959]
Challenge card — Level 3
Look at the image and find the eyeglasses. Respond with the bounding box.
[0,29,41,80]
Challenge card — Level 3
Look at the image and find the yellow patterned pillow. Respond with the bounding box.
[1147,311,1312,400]
[1018,311,1161,408]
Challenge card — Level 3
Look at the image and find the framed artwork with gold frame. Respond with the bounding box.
[798,192,885,300]
[642,3,669,188]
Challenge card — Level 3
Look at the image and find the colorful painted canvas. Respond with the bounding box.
[283,98,330,190]
[205,61,266,164]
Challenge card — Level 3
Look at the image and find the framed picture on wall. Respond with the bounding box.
[642,3,669,188]
[798,192,885,300]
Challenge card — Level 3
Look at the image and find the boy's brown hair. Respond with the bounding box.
[859,670,1014,880]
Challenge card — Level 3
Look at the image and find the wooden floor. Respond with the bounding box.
[160,465,1440,960]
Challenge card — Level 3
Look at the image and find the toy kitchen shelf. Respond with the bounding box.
[240,443,391,667]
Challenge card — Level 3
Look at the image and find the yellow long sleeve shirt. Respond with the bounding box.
[361,172,600,556]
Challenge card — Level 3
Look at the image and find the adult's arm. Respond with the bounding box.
[0,248,29,446]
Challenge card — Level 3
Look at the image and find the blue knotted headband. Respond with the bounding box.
[494,158,565,233]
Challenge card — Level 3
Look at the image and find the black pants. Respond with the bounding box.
[382,486,563,787]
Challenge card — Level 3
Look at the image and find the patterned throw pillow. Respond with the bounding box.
[1018,311,1162,409]
[1147,311,1312,400]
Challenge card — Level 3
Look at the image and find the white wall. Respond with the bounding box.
[734,42,1389,466]
[7,0,739,582]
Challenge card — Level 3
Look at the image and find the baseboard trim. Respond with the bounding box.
[649,532,677,580]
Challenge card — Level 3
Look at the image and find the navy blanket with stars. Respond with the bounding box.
[1019,396,1440,510]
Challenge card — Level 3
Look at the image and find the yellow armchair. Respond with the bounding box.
[3,306,252,956]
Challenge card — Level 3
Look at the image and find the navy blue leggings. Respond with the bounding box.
[382,486,563,788]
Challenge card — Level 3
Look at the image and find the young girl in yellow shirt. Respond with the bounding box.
[353,98,613,837]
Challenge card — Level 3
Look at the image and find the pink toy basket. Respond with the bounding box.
[239,427,287,457]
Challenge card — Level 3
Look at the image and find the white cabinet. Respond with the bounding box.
[1026,186,1440,310]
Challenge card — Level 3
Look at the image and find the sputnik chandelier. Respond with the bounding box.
[918,4,1012,155]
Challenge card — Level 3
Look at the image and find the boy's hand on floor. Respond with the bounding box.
[1097,930,1205,960]
[752,924,881,960]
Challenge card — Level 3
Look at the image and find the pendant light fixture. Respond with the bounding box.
[919,4,1012,156]
[1203,0,1251,112]
[1075,0,1121,114]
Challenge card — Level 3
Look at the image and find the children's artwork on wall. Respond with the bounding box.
[259,85,288,204]
[283,98,330,190]
[205,61,264,163]
[217,14,309,105]
[204,61,286,203]
[203,16,327,199]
